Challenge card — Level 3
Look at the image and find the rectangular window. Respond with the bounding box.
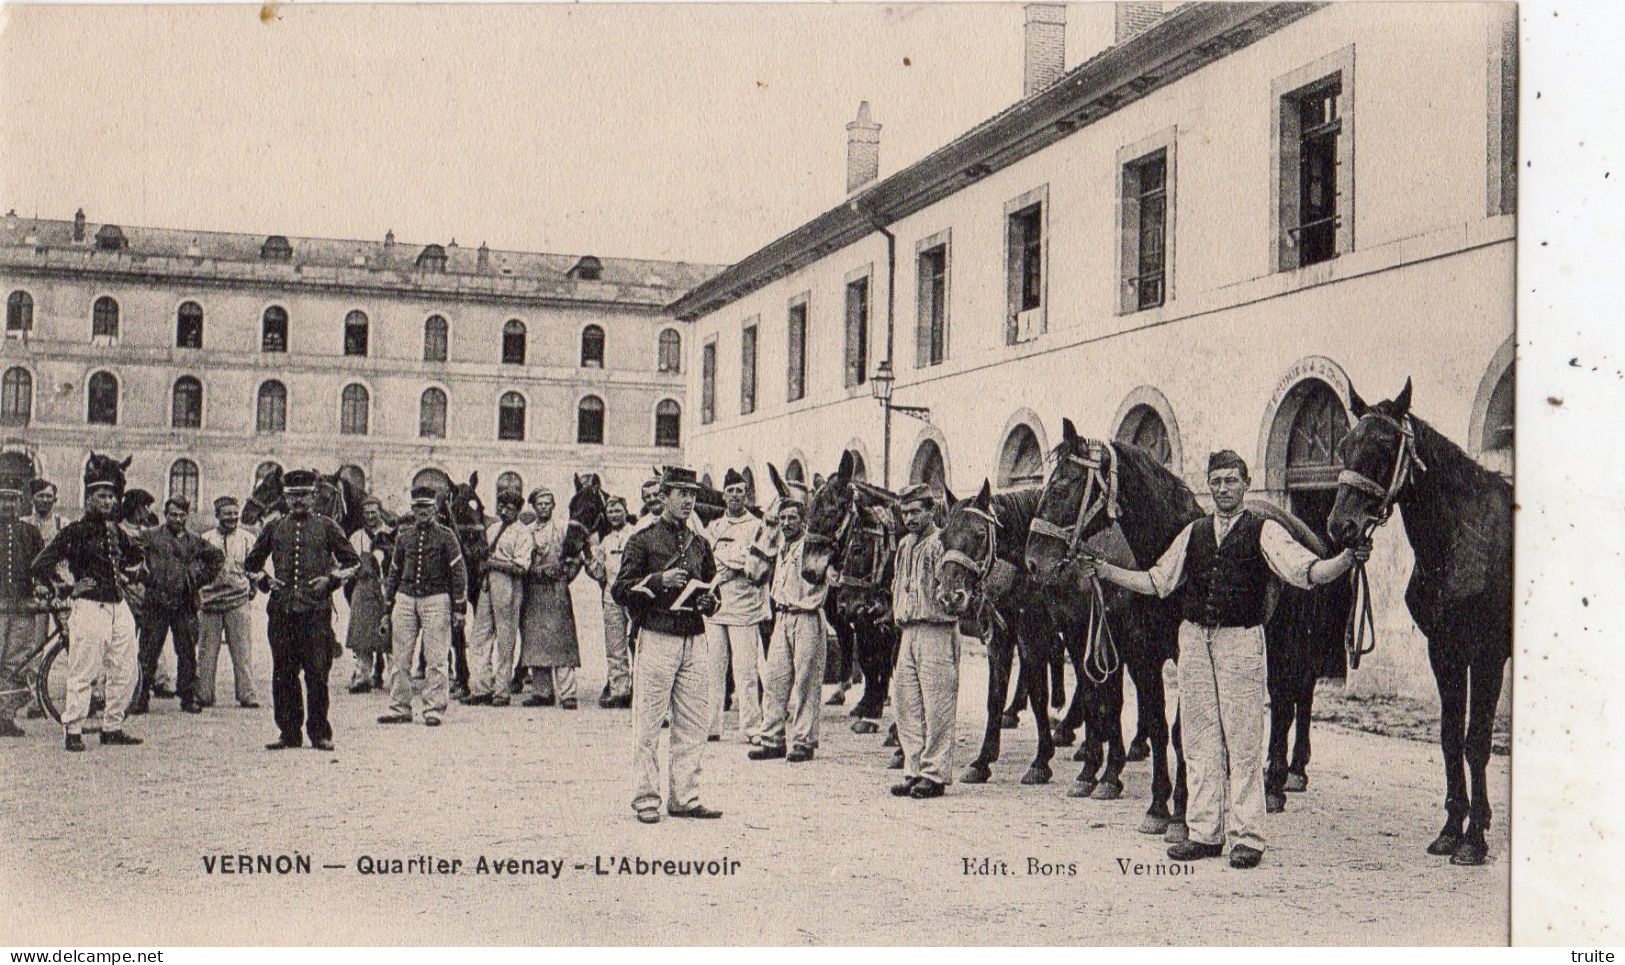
[1120,147,1169,312]
[1272,49,1354,273]
[740,323,758,416]
[1005,187,1047,344]
[701,339,717,425]
[787,299,807,402]
[915,236,949,368]
[844,275,869,389]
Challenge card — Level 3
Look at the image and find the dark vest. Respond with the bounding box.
[1180,512,1271,628]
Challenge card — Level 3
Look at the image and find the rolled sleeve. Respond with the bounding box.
[1259,520,1320,590]
[1146,521,1195,599]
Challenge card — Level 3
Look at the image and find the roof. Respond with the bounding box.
[669,2,1323,321]
[0,214,726,309]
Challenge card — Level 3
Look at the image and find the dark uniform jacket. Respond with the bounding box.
[243,513,361,615]
[1,517,44,614]
[382,520,468,610]
[612,514,716,638]
[30,516,146,605]
[141,524,225,612]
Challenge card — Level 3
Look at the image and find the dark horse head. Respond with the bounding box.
[120,488,158,528]
[802,451,873,584]
[241,466,368,535]
[1326,377,1419,549]
[565,472,613,561]
[1024,418,1200,587]
[940,480,1035,620]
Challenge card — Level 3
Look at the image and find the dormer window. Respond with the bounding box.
[95,224,128,252]
[417,244,447,272]
[568,256,603,281]
[260,235,293,261]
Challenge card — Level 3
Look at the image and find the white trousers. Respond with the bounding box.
[64,599,139,734]
[468,574,523,699]
[892,622,960,785]
[389,593,451,716]
[705,621,766,739]
[758,612,826,751]
[1177,621,1268,852]
[631,629,710,814]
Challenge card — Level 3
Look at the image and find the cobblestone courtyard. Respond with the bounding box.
[1,597,1509,946]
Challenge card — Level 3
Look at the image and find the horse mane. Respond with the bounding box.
[987,487,1042,566]
[1110,440,1203,567]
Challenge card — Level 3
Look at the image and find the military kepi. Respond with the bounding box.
[0,473,23,497]
[283,469,319,493]
[660,466,703,492]
[410,485,439,506]
[897,483,935,508]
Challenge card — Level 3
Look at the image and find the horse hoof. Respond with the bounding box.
[1066,781,1096,799]
[888,750,905,770]
[1000,713,1020,730]
[1164,822,1189,844]
[1051,729,1075,747]
[1125,739,1150,762]
[1265,793,1286,814]
[1426,831,1461,856]
[1284,772,1308,793]
[851,720,879,735]
[881,732,900,748]
[1090,781,1122,801]
[847,705,863,718]
[1071,746,1089,762]
[1138,814,1170,836]
[1449,839,1489,866]
[1020,766,1052,786]
[961,765,992,785]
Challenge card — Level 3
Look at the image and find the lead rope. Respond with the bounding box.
[1080,570,1121,684]
[1341,416,1425,670]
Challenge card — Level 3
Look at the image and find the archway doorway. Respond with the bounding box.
[1273,378,1353,679]
[844,449,867,483]
[412,467,453,496]
[1116,403,1173,469]
[909,439,946,496]
[337,464,366,495]
[996,424,1045,490]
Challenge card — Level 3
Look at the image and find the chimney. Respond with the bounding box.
[845,101,881,195]
[1023,4,1067,98]
[477,241,490,272]
[384,228,395,247]
[73,208,87,242]
[1115,2,1165,45]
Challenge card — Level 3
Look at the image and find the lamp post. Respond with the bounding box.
[870,359,930,490]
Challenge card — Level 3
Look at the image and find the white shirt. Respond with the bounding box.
[484,518,536,574]
[704,510,770,625]
[1145,512,1320,599]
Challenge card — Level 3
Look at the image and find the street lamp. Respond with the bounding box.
[871,358,930,489]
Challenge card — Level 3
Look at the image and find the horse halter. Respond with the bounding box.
[831,502,894,593]
[1338,411,1427,524]
[1029,439,1120,566]
[939,504,1004,587]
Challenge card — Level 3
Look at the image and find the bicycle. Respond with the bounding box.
[9,597,141,728]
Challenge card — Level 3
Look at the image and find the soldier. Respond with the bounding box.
[585,494,634,706]
[26,480,69,705]
[749,485,828,762]
[133,497,223,715]
[888,484,960,800]
[464,488,531,707]
[29,460,147,752]
[197,496,260,709]
[377,486,468,727]
[703,469,771,742]
[0,473,44,737]
[1079,450,1369,869]
[612,466,721,824]
[244,469,361,751]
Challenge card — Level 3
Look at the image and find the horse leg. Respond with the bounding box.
[1091,666,1126,800]
[1018,627,1054,785]
[1265,674,1293,814]
[1166,708,1190,843]
[1453,650,1508,866]
[1132,658,1173,834]
[1001,653,1027,729]
[851,620,887,732]
[1048,644,1066,714]
[1060,635,1088,753]
[1427,648,1471,857]
[963,631,1013,784]
[1286,682,1313,791]
[1068,677,1103,798]
[1126,688,1152,763]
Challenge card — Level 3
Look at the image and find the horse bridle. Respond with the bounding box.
[1028,439,1120,568]
[1337,410,1427,671]
[939,503,1001,585]
[831,501,895,593]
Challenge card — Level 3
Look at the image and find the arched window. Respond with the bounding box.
[344,310,369,357]
[412,467,452,495]
[910,439,946,493]
[424,315,448,362]
[87,371,119,425]
[6,291,33,334]
[169,459,200,508]
[580,325,605,368]
[1116,403,1173,468]
[658,328,682,373]
[655,399,681,448]
[262,306,289,352]
[171,376,203,429]
[176,301,204,349]
[498,392,526,441]
[1285,382,1349,491]
[785,459,805,485]
[741,467,757,504]
[337,465,366,494]
[1,367,31,426]
[844,449,868,483]
[996,425,1044,488]
[256,380,287,433]
[502,319,526,365]
[496,471,524,495]
[340,384,370,435]
[1482,363,1514,454]
[255,461,282,485]
[92,296,119,342]
[577,395,605,444]
[419,387,447,438]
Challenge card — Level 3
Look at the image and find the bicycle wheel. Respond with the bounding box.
[36,639,144,730]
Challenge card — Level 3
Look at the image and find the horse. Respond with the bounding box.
[797,455,900,734]
[935,480,1074,786]
[241,465,369,535]
[1327,379,1512,866]
[1022,423,1197,836]
[440,473,490,698]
